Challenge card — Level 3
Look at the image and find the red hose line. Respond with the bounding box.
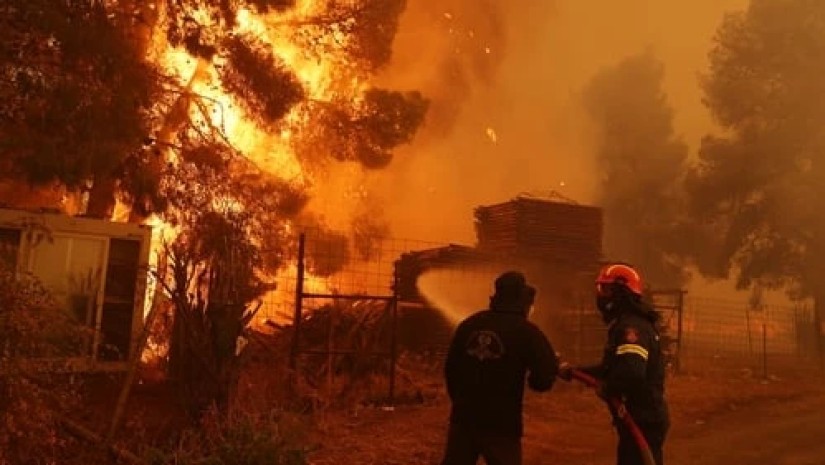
[570,369,657,465]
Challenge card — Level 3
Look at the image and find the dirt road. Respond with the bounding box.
[524,392,825,465]
[520,375,825,465]
[667,394,825,465]
[308,374,825,465]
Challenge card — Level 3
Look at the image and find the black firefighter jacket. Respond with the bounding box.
[585,310,669,426]
[444,308,559,437]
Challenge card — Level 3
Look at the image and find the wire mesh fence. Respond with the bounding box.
[257,226,596,349]
[256,229,457,327]
[256,227,485,404]
[252,228,823,387]
[678,297,821,374]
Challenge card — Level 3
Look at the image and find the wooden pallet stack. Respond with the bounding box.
[473,196,603,270]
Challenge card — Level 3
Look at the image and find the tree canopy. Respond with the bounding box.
[0,1,162,215]
[583,52,690,288]
[0,0,428,223]
[687,0,825,299]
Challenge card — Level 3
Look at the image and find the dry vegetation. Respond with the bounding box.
[2,251,822,465]
[3,273,822,465]
[302,364,824,465]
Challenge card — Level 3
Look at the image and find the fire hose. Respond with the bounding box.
[567,368,657,465]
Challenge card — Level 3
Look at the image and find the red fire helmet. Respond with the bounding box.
[595,263,643,297]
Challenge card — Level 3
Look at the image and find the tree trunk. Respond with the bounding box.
[85,176,116,219]
[168,305,185,384]
[810,206,825,368]
[168,308,213,420]
[127,58,212,223]
[208,302,244,418]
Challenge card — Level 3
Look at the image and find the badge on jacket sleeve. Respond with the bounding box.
[624,327,639,344]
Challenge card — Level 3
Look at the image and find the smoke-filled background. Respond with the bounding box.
[372,0,745,243]
[4,0,819,304]
[367,0,799,300]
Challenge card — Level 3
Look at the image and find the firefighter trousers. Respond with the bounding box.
[616,421,668,465]
[440,423,522,465]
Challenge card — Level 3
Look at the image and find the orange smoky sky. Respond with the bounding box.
[369,0,748,244]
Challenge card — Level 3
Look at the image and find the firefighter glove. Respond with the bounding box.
[557,362,574,382]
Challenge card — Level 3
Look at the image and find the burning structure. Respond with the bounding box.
[395,194,607,361]
[0,207,152,369]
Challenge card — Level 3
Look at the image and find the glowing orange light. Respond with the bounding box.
[142,1,382,325]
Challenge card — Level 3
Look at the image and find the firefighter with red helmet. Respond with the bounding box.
[440,271,559,465]
[559,263,669,465]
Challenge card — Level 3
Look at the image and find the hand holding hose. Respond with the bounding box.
[557,361,574,382]
[556,364,657,465]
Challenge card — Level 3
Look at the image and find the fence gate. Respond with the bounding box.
[649,289,685,372]
[288,233,400,406]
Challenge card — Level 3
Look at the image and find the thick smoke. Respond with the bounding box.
[372,0,748,244]
[582,51,689,289]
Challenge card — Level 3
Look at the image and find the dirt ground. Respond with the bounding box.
[306,368,825,465]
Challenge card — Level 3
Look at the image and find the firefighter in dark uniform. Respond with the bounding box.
[559,263,669,465]
[440,271,560,465]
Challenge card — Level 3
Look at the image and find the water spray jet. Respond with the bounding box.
[415,267,503,326]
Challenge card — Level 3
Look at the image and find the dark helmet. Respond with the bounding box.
[490,271,536,315]
[594,263,644,322]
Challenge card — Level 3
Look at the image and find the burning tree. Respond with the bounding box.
[582,52,691,288]
[285,0,408,71]
[0,0,163,217]
[2,0,428,230]
[142,0,428,418]
[153,141,301,417]
[160,210,272,418]
[132,0,429,221]
[2,0,429,427]
[297,88,428,169]
[686,0,825,326]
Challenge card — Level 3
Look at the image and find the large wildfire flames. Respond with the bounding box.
[11,0,816,322]
[149,1,403,208]
[155,4,330,182]
[133,0,430,321]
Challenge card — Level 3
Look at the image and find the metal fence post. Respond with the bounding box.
[676,290,684,373]
[815,306,825,370]
[289,233,306,370]
[746,306,753,362]
[762,322,768,379]
[327,300,335,396]
[576,299,584,362]
[387,275,399,407]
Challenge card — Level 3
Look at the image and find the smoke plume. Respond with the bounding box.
[371,0,748,245]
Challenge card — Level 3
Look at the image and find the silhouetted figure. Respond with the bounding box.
[440,271,559,465]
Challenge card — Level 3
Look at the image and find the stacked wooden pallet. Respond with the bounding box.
[473,196,603,269]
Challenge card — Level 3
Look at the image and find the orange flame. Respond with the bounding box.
[145,1,384,324]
